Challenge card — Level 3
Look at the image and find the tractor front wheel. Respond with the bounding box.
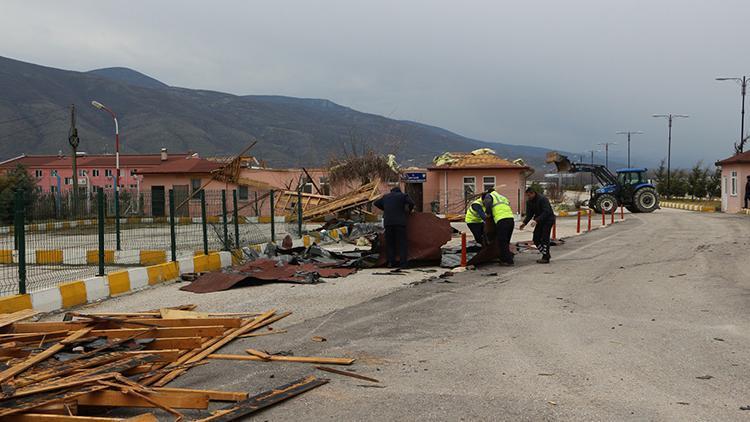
[596,194,619,214]
[634,187,659,213]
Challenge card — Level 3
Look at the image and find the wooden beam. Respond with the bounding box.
[0,327,93,383]
[142,337,203,350]
[75,390,209,409]
[90,326,225,339]
[208,353,355,365]
[0,309,39,330]
[13,318,242,333]
[155,387,247,402]
[315,366,380,383]
[123,349,181,362]
[12,414,144,421]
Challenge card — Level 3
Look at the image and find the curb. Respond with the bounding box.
[0,251,232,314]
[659,201,716,213]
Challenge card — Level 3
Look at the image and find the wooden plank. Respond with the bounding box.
[13,318,242,332]
[245,348,271,360]
[13,414,134,421]
[0,331,69,343]
[75,390,209,409]
[13,322,91,333]
[315,366,380,383]
[155,387,248,402]
[194,376,329,422]
[13,372,118,398]
[90,326,225,339]
[209,353,355,365]
[0,327,93,383]
[0,384,110,417]
[0,309,39,330]
[142,337,203,350]
[123,349,181,362]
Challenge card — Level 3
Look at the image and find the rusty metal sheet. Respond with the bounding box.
[375,212,453,266]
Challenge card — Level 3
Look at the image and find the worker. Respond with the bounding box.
[464,192,489,244]
[745,176,750,209]
[374,186,415,268]
[482,187,515,266]
[519,187,556,264]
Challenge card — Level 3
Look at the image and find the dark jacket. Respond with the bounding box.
[374,187,415,226]
[745,181,750,198]
[523,193,555,225]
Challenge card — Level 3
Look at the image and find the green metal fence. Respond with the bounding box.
[0,187,303,296]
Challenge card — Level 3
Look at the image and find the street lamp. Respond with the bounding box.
[596,142,617,169]
[615,131,643,168]
[652,114,689,196]
[91,100,121,250]
[716,76,748,153]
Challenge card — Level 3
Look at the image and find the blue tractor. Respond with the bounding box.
[546,152,660,214]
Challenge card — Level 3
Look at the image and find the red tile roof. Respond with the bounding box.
[716,151,750,165]
[136,156,223,174]
[0,153,193,169]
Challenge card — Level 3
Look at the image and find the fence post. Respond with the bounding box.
[460,232,467,267]
[97,188,105,277]
[168,189,177,262]
[232,189,240,249]
[114,187,121,251]
[611,207,615,224]
[254,191,259,216]
[587,209,592,231]
[576,210,581,233]
[14,190,26,295]
[269,190,276,243]
[221,190,229,251]
[297,190,303,236]
[200,190,208,255]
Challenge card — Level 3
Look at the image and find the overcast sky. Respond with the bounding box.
[2,0,749,167]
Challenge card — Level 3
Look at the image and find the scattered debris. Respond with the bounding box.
[740,405,750,411]
[311,336,327,342]
[538,373,555,376]
[713,337,725,342]
[695,375,713,380]
[315,366,380,383]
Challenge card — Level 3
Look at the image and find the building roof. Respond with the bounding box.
[0,153,193,169]
[136,156,223,175]
[715,151,750,166]
[427,150,529,171]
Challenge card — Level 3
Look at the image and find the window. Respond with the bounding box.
[79,169,87,177]
[482,176,495,192]
[319,177,331,196]
[130,169,137,176]
[64,177,72,185]
[301,176,313,194]
[129,184,137,189]
[238,186,249,200]
[50,186,57,193]
[34,169,43,178]
[731,171,738,196]
[92,169,99,177]
[105,169,112,177]
[463,176,476,199]
[190,178,202,195]
[51,170,58,177]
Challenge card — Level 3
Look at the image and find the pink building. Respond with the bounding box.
[419,151,531,215]
[716,151,750,213]
[0,150,192,194]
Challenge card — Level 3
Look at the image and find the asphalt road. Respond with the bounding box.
[77,209,750,421]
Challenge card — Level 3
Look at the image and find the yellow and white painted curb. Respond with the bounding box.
[659,201,716,213]
[0,251,232,314]
[0,249,175,266]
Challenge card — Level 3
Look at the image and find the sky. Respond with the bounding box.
[2,0,749,167]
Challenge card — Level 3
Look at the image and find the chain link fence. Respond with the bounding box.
[0,187,303,296]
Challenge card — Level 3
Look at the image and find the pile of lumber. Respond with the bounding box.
[0,305,338,421]
[290,180,381,222]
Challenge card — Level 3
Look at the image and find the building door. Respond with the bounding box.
[404,183,423,212]
[151,186,165,217]
[172,185,190,217]
[722,176,728,212]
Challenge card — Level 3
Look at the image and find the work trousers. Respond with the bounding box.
[495,218,515,264]
[745,195,749,209]
[385,225,408,268]
[533,221,554,258]
[467,222,484,244]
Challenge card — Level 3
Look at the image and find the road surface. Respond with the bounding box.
[74,209,750,420]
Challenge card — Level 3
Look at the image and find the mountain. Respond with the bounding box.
[87,67,168,89]
[0,55,563,172]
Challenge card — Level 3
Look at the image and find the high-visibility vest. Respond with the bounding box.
[464,198,485,223]
[489,191,514,223]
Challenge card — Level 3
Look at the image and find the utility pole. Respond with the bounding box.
[584,150,597,189]
[597,142,617,169]
[653,114,689,197]
[616,131,643,168]
[68,104,80,215]
[716,76,748,153]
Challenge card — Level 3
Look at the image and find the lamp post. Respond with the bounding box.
[615,131,643,168]
[596,142,617,169]
[91,100,121,250]
[716,76,748,153]
[652,114,689,197]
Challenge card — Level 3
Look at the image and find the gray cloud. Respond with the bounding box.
[1,0,748,167]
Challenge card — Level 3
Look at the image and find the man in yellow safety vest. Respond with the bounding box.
[464,195,488,244]
[482,187,516,266]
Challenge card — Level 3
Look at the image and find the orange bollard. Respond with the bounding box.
[576,210,581,233]
[587,209,592,231]
[620,205,624,220]
[552,223,557,240]
[601,210,606,226]
[460,232,467,267]
[611,207,615,224]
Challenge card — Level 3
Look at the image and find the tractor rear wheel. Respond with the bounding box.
[633,187,659,213]
[596,194,618,214]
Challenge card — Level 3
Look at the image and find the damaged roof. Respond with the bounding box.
[428,149,529,170]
